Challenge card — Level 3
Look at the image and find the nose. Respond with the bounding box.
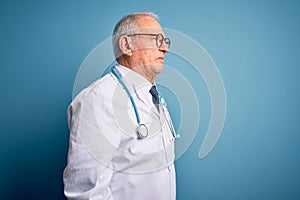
[159,41,169,53]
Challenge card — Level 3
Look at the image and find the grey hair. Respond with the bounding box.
[112,12,159,59]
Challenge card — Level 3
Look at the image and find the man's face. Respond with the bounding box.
[130,16,169,79]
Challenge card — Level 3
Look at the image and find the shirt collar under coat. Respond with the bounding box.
[114,64,156,109]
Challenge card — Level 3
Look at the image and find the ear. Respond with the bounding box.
[119,36,133,56]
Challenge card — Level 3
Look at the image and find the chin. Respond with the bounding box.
[155,64,164,74]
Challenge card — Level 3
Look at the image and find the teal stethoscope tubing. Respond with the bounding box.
[111,66,141,124]
[111,66,179,140]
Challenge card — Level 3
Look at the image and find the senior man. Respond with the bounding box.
[63,12,176,200]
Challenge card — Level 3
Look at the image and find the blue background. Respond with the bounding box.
[1,0,300,199]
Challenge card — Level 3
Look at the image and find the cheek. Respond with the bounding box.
[139,51,152,64]
[135,49,159,65]
[143,50,157,61]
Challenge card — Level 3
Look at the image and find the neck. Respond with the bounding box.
[118,58,156,84]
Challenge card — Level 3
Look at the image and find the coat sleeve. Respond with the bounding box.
[63,85,120,200]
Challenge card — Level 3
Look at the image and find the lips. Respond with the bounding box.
[156,58,164,64]
[157,57,164,62]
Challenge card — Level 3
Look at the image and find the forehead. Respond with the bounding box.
[136,16,163,33]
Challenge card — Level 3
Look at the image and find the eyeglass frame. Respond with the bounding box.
[127,33,171,48]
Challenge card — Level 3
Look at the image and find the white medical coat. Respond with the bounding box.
[63,64,176,200]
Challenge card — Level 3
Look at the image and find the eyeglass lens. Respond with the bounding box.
[156,34,170,48]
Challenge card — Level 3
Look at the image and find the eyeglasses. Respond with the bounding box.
[127,33,171,48]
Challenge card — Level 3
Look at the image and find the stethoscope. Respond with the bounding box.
[111,66,180,140]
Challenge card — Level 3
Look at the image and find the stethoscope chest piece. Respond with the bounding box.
[136,124,148,139]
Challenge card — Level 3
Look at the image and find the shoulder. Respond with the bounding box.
[67,72,118,127]
[71,72,117,104]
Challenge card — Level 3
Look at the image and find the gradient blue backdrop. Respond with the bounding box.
[1,0,299,199]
